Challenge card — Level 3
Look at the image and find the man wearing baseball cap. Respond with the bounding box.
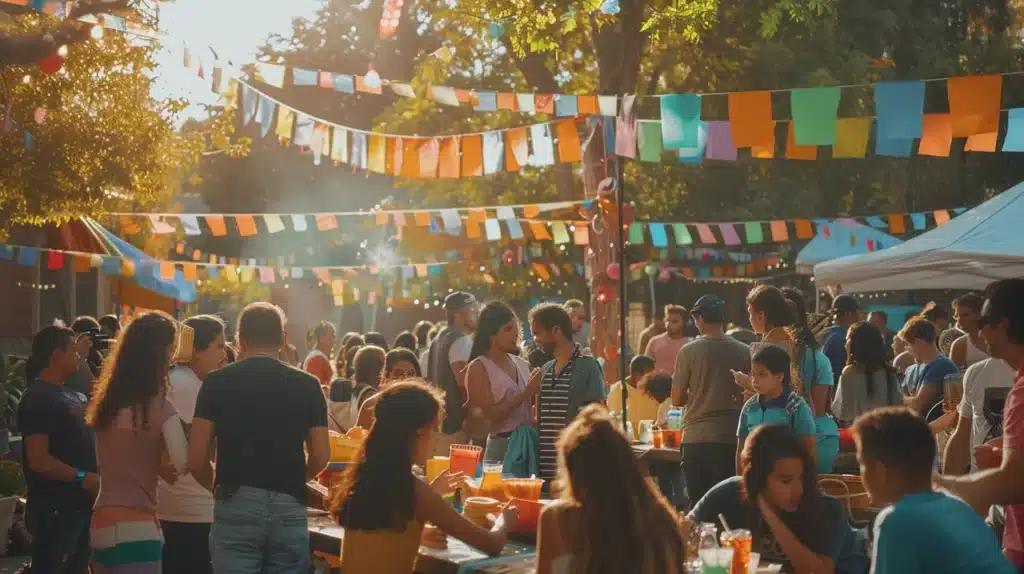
[427,292,479,454]
[822,295,862,384]
[672,294,751,503]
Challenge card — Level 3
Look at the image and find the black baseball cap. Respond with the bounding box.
[444,292,477,312]
[691,295,726,322]
[832,294,860,316]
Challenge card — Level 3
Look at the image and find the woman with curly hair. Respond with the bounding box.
[331,380,517,573]
[690,424,868,574]
[86,311,188,573]
[536,404,687,574]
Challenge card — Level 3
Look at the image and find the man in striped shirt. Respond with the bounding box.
[529,304,606,481]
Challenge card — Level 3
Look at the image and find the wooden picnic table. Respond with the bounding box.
[307,510,537,574]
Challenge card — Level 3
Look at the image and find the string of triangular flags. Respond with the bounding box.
[627,207,966,248]
[116,205,964,246]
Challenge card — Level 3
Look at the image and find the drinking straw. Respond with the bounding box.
[718,513,731,532]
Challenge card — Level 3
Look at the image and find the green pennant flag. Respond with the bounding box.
[672,223,693,246]
[744,221,764,244]
[628,223,645,244]
[791,86,841,146]
[638,120,664,162]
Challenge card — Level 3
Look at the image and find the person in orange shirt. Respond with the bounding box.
[303,321,336,388]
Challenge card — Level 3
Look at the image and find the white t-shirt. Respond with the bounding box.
[958,358,1016,468]
[448,335,472,365]
[157,366,215,523]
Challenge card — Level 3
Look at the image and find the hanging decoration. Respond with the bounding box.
[378,0,404,39]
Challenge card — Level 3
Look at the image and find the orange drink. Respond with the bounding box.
[426,456,450,483]
[480,464,505,500]
[652,429,664,448]
[720,529,752,574]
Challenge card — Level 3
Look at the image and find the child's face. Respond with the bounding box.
[750,361,784,396]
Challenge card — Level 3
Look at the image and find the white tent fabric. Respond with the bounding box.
[795,220,901,275]
[814,182,1024,292]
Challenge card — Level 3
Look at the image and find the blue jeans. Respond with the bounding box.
[26,498,91,574]
[210,486,309,574]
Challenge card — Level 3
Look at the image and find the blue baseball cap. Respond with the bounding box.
[691,295,726,322]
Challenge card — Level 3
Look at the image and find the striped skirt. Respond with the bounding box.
[90,506,163,573]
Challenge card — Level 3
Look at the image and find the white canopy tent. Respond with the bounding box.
[814,182,1024,292]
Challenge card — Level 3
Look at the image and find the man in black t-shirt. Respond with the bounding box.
[189,302,329,573]
[19,326,100,574]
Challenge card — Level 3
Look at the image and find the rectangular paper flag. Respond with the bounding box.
[615,95,638,159]
[728,91,773,148]
[660,94,702,149]
[677,121,708,164]
[461,135,484,177]
[555,95,578,117]
[744,222,764,244]
[1002,108,1024,152]
[649,223,668,247]
[770,220,789,241]
[918,114,953,157]
[638,120,664,162]
[529,124,555,166]
[331,127,349,163]
[264,215,285,234]
[516,94,536,114]
[790,86,841,145]
[874,81,925,141]
[505,127,528,171]
[555,119,582,163]
[706,121,737,161]
[948,75,1002,137]
[418,138,439,178]
[598,96,617,117]
[695,224,717,244]
[484,219,502,241]
[438,137,460,178]
[672,223,693,246]
[180,215,202,236]
[719,224,741,246]
[483,132,504,174]
[431,86,460,106]
[833,118,872,159]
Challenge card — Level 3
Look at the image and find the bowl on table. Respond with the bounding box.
[503,478,544,501]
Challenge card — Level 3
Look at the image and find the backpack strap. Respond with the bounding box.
[785,393,802,429]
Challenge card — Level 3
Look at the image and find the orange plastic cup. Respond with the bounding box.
[508,498,542,535]
[651,429,664,448]
[449,444,483,477]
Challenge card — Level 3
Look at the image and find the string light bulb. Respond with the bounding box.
[21,75,31,84]
[90,25,104,40]
[57,44,68,57]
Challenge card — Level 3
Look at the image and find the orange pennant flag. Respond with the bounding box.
[965,132,998,153]
[933,210,951,225]
[535,94,555,115]
[751,122,776,158]
[313,268,331,284]
[121,259,136,277]
[418,138,439,178]
[888,214,906,234]
[72,255,92,273]
[183,264,198,281]
[556,119,582,163]
[496,93,518,111]
[947,75,1002,138]
[414,212,432,226]
[455,89,475,105]
[316,215,338,231]
[401,139,421,178]
[794,219,814,239]
[460,135,483,178]
[573,224,590,245]
[728,91,774,148]
[387,138,402,176]
[785,122,817,160]
[523,205,541,218]
[918,114,953,157]
[532,262,551,281]
[175,242,185,255]
[529,221,551,240]
[769,220,789,241]
[235,215,258,237]
[367,135,386,173]
[205,216,228,237]
[375,211,390,225]
[119,215,141,235]
[438,137,460,179]
[577,96,598,115]
[505,127,528,172]
[467,209,487,224]
[159,262,176,280]
[192,249,202,261]
[466,221,482,239]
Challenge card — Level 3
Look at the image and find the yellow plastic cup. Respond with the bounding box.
[426,456,450,483]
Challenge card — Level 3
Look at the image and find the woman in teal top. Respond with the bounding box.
[738,345,817,472]
[782,288,840,475]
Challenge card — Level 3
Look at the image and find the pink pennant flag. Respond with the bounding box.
[718,223,741,246]
[695,224,717,244]
[148,215,175,234]
[259,267,276,284]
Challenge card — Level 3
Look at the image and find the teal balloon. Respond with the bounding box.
[487,22,505,39]
[644,264,659,276]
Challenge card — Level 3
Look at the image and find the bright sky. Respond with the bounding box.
[151,0,320,116]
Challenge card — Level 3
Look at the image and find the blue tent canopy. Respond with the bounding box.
[96,226,197,303]
[796,220,902,274]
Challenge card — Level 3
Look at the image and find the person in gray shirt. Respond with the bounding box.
[672,295,751,503]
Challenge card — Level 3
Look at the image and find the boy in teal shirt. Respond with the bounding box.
[737,345,817,472]
[853,407,1014,574]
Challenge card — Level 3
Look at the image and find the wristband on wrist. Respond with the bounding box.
[74,470,86,483]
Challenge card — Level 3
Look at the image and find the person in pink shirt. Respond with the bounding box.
[644,305,689,374]
[937,279,1024,567]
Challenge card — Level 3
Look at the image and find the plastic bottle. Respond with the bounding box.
[698,523,720,550]
[667,408,683,430]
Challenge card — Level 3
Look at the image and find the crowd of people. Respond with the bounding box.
[12,278,1024,573]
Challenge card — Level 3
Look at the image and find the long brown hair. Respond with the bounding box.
[555,405,686,574]
[87,311,178,431]
[330,380,445,530]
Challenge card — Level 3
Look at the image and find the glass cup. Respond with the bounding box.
[652,429,664,448]
[747,552,761,574]
[699,547,734,574]
[638,419,655,444]
[720,529,752,574]
[426,456,450,483]
[480,463,505,498]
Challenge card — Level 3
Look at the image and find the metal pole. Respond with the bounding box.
[617,156,628,435]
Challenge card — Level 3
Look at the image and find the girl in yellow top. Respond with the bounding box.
[330,380,518,574]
